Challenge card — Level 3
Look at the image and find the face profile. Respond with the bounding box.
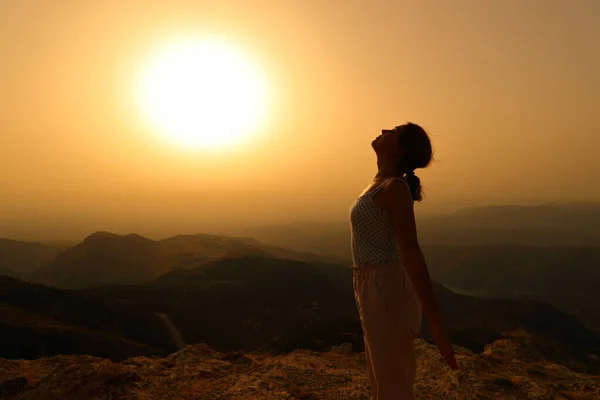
[372,127,406,159]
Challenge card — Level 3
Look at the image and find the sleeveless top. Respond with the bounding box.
[349,177,412,267]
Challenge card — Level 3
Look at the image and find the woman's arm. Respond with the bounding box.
[381,179,458,370]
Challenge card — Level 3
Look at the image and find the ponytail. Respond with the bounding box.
[404,170,423,202]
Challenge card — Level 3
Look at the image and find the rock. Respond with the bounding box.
[510,376,528,386]
[0,376,27,397]
[330,343,353,355]
[221,351,253,365]
[548,364,572,374]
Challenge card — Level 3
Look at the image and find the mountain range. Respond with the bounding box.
[424,245,600,331]
[5,231,345,289]
[237,203,600,330]
[1,202,599,374]
[238,202,600,258]
[1,254,599,373]
[0,238,66,278]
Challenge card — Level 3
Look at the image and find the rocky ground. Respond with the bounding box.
[1,339,598,400]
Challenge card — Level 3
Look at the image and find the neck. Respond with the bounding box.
[375,155,403,180]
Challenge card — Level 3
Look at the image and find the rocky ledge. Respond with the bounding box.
[1,339,598,399]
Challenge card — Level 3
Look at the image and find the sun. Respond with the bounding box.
[135,37,270,150]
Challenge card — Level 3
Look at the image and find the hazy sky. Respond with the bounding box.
[1,0,599,241]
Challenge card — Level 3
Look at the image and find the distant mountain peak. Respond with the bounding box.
[81,231,155,245]
[88,230,119,237]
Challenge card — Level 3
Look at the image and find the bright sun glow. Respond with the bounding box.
[136,37,269,150]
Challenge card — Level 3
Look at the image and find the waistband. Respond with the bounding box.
[351,259,402,271]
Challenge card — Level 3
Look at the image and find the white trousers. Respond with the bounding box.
[352,261,422,400]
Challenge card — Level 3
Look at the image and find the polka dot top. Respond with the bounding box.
[349,177,411,267]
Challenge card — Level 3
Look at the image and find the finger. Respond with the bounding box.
[447,356,459,370]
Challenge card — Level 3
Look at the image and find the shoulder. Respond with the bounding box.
[380,178,413,210]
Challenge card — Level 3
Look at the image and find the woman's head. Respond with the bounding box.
[371,122,433,201]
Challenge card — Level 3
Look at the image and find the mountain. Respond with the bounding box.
[102,255,600,372]
[159,232,345,265]
[423,245,600,331]
[0,276,174,360]
[30,232,179,288]
[0,267,18,278]
[1,339,598,400]
[29,231,345,289]
[238,203,600,331]
[238,203,600,259]
[100,256,358,354]
[417,202,600,247]
[0,238,66,277]
[238,220,352,261]
[4,255,599,372]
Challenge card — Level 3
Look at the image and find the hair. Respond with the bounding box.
[395,122,433,202]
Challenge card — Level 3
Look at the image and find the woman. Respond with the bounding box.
[349,122,458,400]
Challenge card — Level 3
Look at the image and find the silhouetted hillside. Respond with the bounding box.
[429,281,600,370]
[238,204,600,332]
[239,221,352,261]
[239,203,600,259]
[103,256,600,372]
[29,232,345,289]
[3,256,599,372]
[0,276,173,360]
[418,203,600,247]
[160,232,345,265]
[0,238,65,277]
[107,256,357,353]
[30,232,177,288]
[0,266,18,278]
[424,245,600,331]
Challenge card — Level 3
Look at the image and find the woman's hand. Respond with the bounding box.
[431,325,459,370]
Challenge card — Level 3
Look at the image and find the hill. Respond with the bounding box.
[417,202,600,247]
[100,256,600,372]
[1,339,598,399]
[3,255,599,372]
[423,245,600,331]
[29,231,345,289]
[0,238,66,277]
[30,231,178,288]
[0,267,18,278]
[237,204,600,330]
[238,202,600,259]
[238,220,352,261]
[0,276,173,360]
[160,232,345,265]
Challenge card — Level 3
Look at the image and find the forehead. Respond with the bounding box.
[382,127,403,138]
[393,125,409,139]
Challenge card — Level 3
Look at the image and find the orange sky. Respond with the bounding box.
[1,0,599,241]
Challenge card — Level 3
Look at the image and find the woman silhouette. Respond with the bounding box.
[349,122,458,399]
